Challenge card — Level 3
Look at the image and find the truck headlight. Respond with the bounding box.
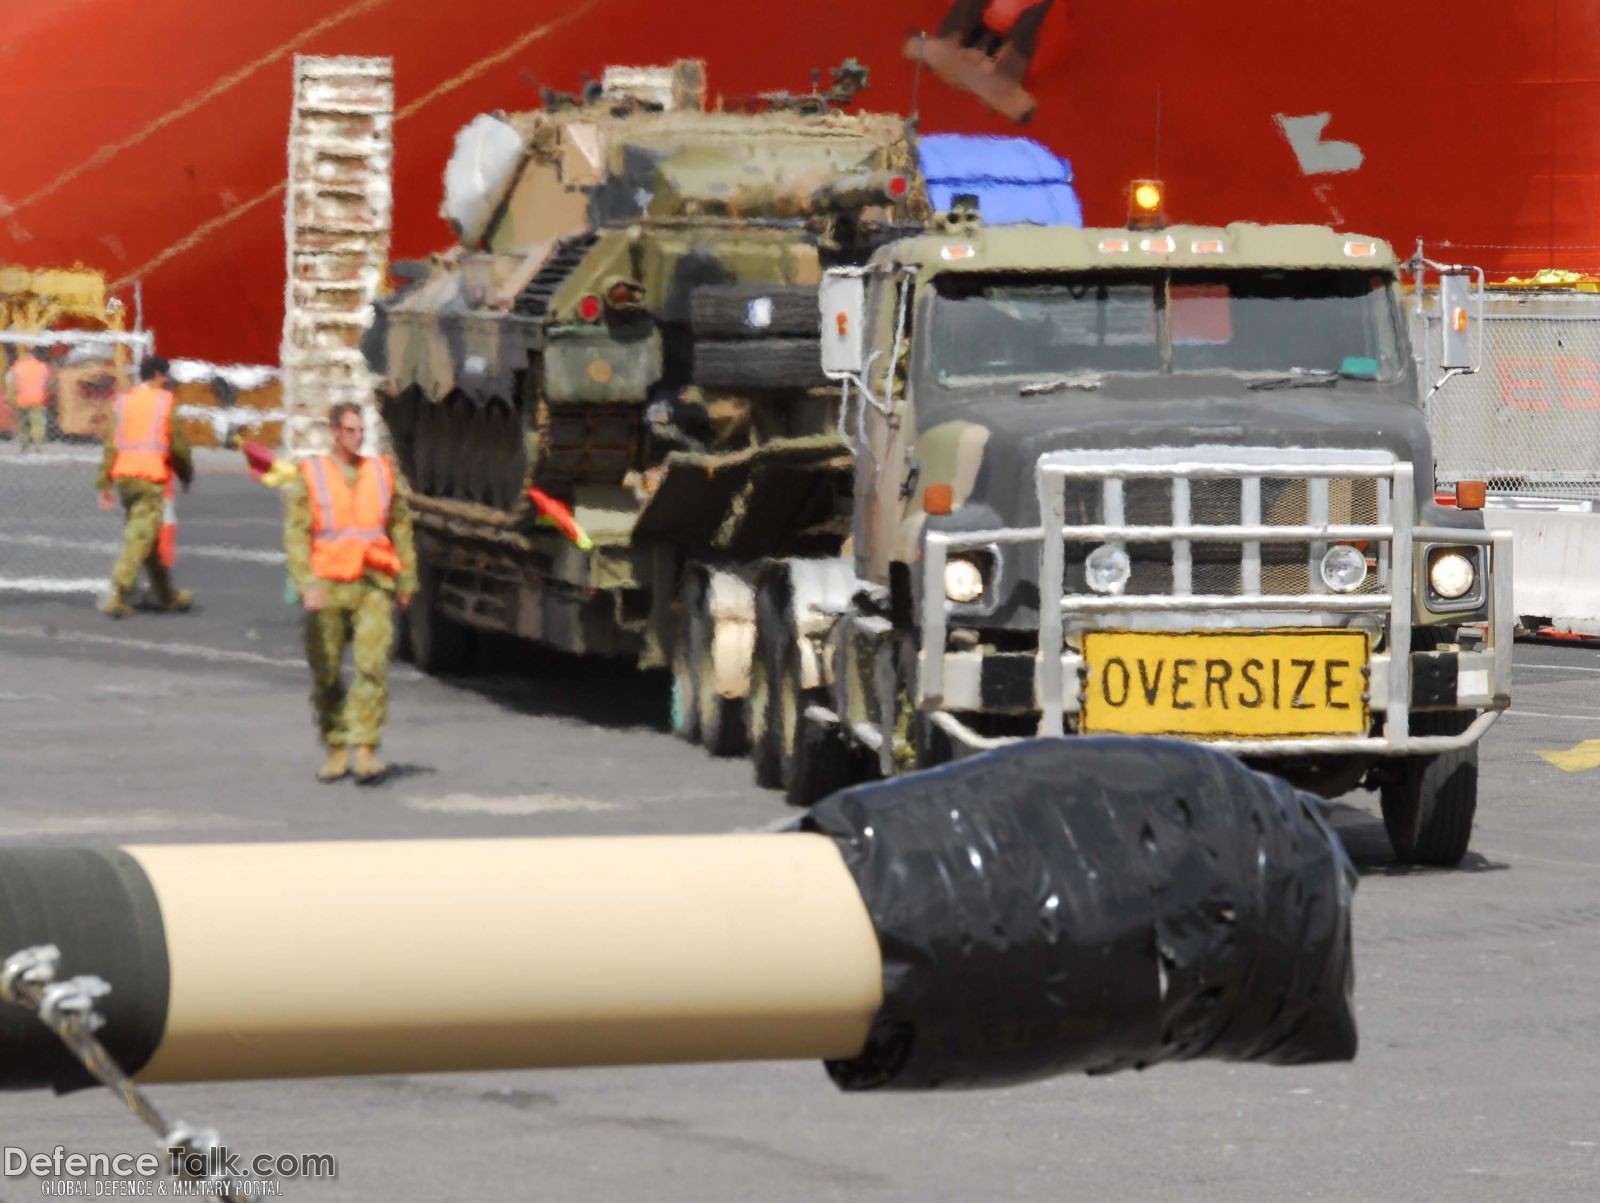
[1319,544,1368,594]
[944,558,986,603]
[1085,544,1131,595]
[1427,548,1477,601]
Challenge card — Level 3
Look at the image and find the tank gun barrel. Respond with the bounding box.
[0,741,1356,1094]
[812,170,913,214]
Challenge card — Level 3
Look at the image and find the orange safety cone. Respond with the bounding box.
[158,476,178,568]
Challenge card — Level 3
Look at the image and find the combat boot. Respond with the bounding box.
[100,587,132,619]
[317,747,349,783]
[353,745,387,784]
[156,589,194,613]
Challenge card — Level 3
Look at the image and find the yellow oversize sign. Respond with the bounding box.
[1080,629,1370,739]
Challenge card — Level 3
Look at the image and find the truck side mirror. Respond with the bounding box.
[820,271,865,376]
[1438,270,1477,371]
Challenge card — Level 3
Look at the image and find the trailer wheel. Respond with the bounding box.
[889,633,944,771]
[692,585,746,757]
[749,579,801,789]
[407,561,475,676]
[669,576,702,745]
[1380,708,1478,867]
[786,712,856,807]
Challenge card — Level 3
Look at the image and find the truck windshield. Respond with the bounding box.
[927,269,1401,385]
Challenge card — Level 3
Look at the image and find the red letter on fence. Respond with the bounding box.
[1555,356,1600,411]
[1495,357,1552,412]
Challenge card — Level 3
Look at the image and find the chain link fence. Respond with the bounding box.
[1418,289,1600,503]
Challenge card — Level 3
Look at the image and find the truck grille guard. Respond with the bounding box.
[919,448,1514,756]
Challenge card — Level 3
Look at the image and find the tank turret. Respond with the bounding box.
[373,59,924,517]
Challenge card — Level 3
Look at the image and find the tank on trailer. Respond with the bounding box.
[369,59,926,677]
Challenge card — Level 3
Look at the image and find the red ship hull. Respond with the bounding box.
[2,0,1595,364]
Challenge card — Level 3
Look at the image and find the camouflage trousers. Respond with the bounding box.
[305,582,394,749]
[16,407,46,452]
[110,479,177,598]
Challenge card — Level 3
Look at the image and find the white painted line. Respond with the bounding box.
[0,533,284,565]
[1518,663,1600,675]
[1502,710,1600,724]
[0,623,306,668]
[0,577,105,594]
[0,808,261,837]
[406,794,627,816]
[730,816,804,834]
[0,451,103,465]
[1477,848,1600,872]
[0,622,422,679]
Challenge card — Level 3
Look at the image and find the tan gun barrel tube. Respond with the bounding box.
[0,834,884,1088]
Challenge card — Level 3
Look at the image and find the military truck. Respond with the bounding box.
[371,60,1511,867]
[368,60,926,749]
[777,194,1514,865]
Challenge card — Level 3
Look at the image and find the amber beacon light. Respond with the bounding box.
[1129,179,1165,229]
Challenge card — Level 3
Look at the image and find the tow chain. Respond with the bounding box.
[1,944,246,1203]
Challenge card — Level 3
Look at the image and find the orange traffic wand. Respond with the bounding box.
[527,487,593,551]
[239,440,277,482]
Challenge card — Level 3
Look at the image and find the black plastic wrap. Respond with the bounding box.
[802,737,1357,1090]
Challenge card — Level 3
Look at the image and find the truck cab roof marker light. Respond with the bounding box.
[1191,239,1225,254]
[1344,241,1378,257]
[940,245,975,261]
[1098,238,1130,253]
[1140,235,1176,254]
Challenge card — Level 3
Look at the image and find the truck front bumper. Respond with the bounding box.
[917,451,1514,758]
[924,642,1506,756]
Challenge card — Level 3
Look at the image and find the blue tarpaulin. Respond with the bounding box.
[916,133,1082,227]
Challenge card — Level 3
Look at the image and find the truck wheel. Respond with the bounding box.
[1380,708,1478,867]
[890,633,942,771]
[693,585,746,757]
[669,576,702,745]
[749,580,801,789]
[786,712,856,807]
[408,561,475,676]
[393,600,415,663]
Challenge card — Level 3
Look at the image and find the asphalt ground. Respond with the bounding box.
[2,449,1599,1201]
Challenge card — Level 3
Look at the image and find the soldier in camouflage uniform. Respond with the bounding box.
[96,357,193,617]
[283,401,418,784]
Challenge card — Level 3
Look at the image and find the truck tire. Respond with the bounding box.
[786,712,856,807]
[407,561,476,676]
[694,597,747,757]
[748,579,801,789]
[669,575,702,745]
[1380,707,1478,867]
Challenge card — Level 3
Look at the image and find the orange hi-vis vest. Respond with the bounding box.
[11,357,49,408]
[301,454,402,582]
[110,384,176,482]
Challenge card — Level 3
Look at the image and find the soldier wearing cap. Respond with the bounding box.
[283,401,418,784]
[96,356,193,617]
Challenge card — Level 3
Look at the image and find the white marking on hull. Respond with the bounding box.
[1275,113,1364,175]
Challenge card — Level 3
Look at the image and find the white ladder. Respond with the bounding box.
[280,55,393,457]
